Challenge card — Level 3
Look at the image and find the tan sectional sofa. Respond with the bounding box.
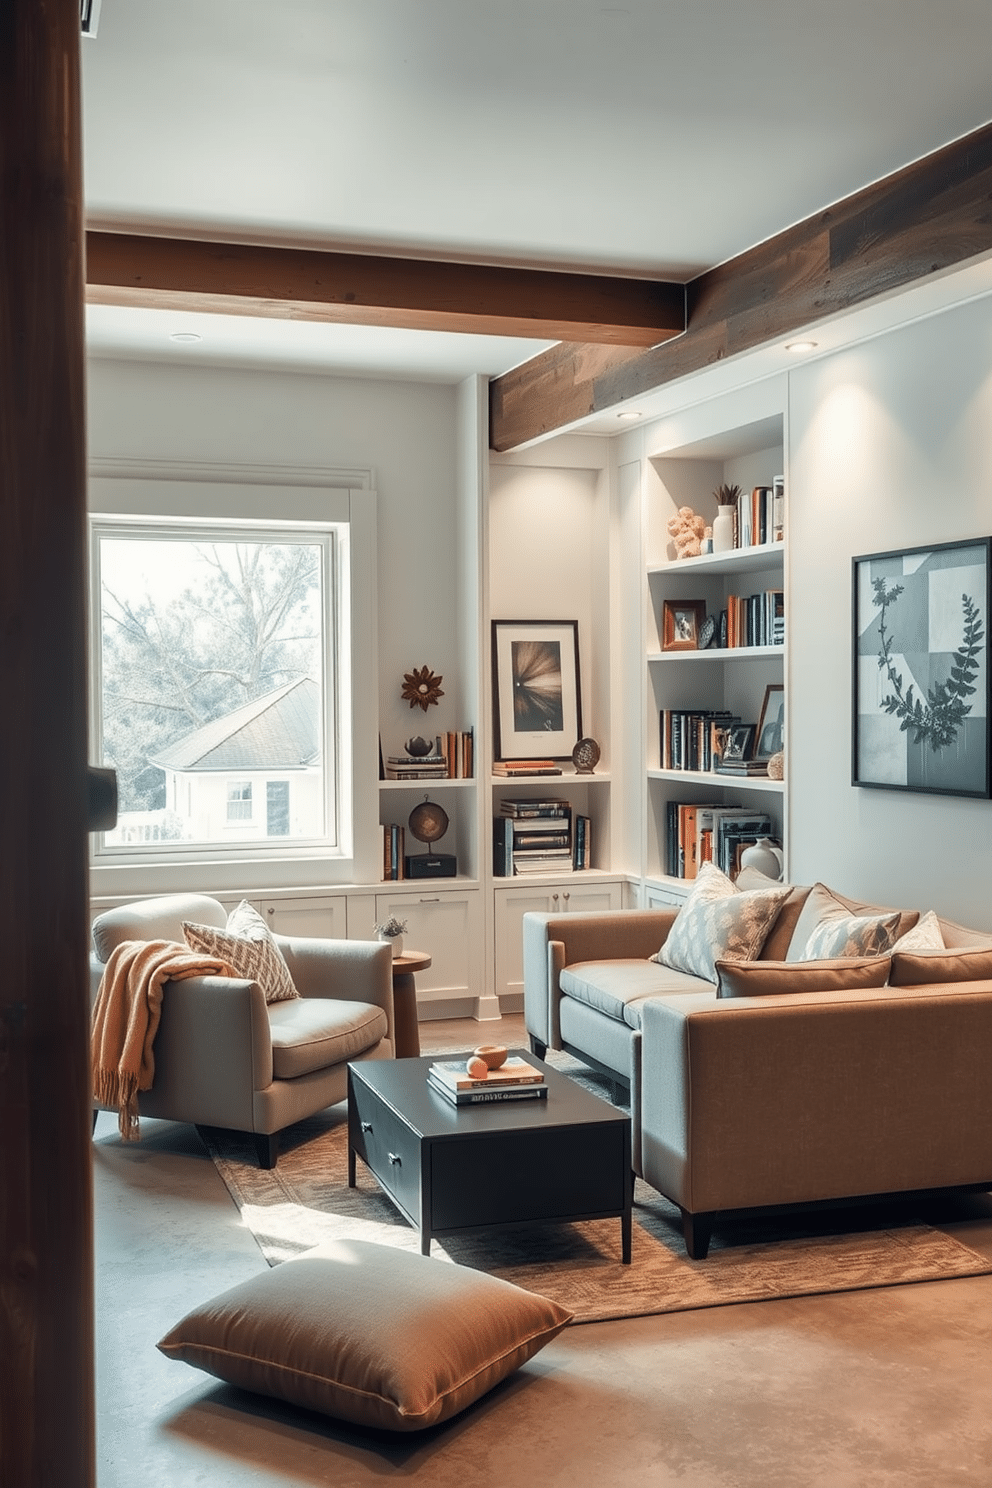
[523,873,992,1256]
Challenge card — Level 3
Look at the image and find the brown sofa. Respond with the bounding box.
[523,878,992,1255]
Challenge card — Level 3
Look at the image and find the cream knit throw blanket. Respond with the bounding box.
[92,939,235,1140]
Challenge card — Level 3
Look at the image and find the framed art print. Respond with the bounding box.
[492,619,581,761]
[852,537,990,797]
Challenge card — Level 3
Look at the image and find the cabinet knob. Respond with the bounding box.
[563,891,570,905]
[388,1152,401,1166]
[552,892,559,904]
[267,906,274,917]
[360,1122,372,1134]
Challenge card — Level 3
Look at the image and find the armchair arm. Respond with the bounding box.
[276,936,395,1046]
[523,909,677,1050]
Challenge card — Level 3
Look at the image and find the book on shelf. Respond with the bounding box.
[384,764,449,779]
[500,798,571,818]
[429,1057,545,1091]
[427,1073,549,1106]
[713,759,770,776]
[383,729,473,780]
[573,813,591,869]
[730,485,783,551]
[493,760,563,776]
[381,823,406,880]
[494,808,575,876]
[772,476,785,543]
[661,709,736,772]
[512,855,573,874]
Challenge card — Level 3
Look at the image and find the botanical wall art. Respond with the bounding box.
[492,620,581,761]
[852,537,991,797]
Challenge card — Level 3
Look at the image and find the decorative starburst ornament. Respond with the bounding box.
[401,665,444,712]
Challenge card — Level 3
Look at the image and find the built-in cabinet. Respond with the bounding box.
[493,877,624,1002]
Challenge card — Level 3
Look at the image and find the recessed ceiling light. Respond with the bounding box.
[785,339,818,354]
[617,410,642,421]
[169,331,202,344]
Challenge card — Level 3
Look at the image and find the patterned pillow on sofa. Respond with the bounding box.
[653,862,790,984]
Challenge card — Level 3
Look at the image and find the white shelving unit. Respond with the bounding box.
[640,400,788,906]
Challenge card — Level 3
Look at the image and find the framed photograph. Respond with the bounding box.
[853,537,991,797]
[661,599,707,652]
[755,683,785,759]
[491,619,582,761]
[721,722,756,763]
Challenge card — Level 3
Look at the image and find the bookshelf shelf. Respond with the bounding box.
[647,540,784,579]
[647,647,781,664]
[648,768,785,793]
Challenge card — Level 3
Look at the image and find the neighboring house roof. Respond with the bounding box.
[150,677,320,772]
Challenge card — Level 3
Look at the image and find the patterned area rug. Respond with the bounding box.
[202,1054,992,1324]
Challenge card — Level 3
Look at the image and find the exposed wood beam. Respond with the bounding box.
[85,232,685,347]
[490,120,992,450]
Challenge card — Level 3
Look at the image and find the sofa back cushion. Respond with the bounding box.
[716,955,893,998]
[889,946,992,987]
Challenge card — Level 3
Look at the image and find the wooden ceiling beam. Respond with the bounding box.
[490,120,992,450]
[85,232,685,347]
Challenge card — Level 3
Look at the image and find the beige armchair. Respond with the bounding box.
[90,893,395,1167]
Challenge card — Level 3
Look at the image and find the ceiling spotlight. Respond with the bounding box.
[169,331,203,344]
[617,410,642,421]
[785,339,818,354]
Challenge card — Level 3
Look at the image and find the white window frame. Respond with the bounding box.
[86,473,378,898]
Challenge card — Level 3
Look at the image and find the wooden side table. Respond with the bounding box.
[390,950,431,1058]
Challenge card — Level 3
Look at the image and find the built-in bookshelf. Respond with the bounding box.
[642,403,788,901]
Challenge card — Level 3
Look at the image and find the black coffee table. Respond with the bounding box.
[347,1050,632,1262]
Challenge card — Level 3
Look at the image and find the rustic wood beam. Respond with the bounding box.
[85,232,685,347]
[490,120,992,449]
[1,1,94,1484]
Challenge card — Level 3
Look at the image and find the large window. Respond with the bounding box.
[91,520,341,856]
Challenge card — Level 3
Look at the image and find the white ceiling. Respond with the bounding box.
[82,1,992,389]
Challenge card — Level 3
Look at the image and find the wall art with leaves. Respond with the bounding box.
[852,537,991,797]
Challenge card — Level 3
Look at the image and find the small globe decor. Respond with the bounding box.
[571,737,601,774]
[406,796,456,879]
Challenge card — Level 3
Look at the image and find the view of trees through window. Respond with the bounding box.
[95,529,329,848]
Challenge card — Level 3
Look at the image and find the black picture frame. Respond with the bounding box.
[755,683,785,759]
[491,619,582,761]
[852,537,991,797]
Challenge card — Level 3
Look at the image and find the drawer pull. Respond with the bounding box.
[360,1121,373,1134]
[388,1152,401,1166]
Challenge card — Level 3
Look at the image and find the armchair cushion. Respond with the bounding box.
[183,900,299,1004]
[267,998,389,1079]
[157,1238,572,1432]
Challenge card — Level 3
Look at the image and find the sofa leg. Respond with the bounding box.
[254,1132,279,1169]
[680,1207,714,1260]
[529,1035,548,1060]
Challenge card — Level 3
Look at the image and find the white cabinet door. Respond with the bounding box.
[369,888,484,1014]
[494,878,623,1002]
[256,895,348,939]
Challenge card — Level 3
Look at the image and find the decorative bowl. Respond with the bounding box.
[473,1044,508,1070]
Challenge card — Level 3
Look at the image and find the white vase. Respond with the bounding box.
[378,932,403,958]
[712,505,735,554]
[739,837,785,881]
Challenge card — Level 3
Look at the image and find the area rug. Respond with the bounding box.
[202,1057,992,1324]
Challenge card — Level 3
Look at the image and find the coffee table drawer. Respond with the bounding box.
[349,1082,422,1221]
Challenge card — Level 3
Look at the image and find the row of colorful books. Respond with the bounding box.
[427,1056,548,1106]
[664,801,776,881]
[724,588,785,649]
[733,479,785,549]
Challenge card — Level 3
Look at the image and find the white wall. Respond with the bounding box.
[86,358,461,890]
[788,293,992,927]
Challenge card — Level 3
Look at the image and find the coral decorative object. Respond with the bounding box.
[767,750,785,781]
[667,507,707,560]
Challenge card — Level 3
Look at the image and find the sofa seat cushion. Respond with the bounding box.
[561,959,714,1030]
[267,998,388,1079]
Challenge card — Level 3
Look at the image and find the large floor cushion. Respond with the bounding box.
[267,999,388,1079]
[158,1238,572,1431]
[560,959,714,1030]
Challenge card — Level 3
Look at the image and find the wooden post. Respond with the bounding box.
[0,2,94,1484]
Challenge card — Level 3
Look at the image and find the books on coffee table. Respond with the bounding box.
[427,1056,548,1105]
[426,1072,549,1106]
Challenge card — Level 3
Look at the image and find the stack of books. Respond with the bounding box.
[384,754,449,780]
[493,798,573,875]
[427,1056,548,1105]
[492,759,562,777]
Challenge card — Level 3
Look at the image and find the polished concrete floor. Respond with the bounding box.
[94,1014,992,1486]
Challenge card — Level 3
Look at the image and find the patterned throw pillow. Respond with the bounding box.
[801,911,901,961]
[183,899,299,1004]
[891,909,945,952]
[653,862,791,984]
